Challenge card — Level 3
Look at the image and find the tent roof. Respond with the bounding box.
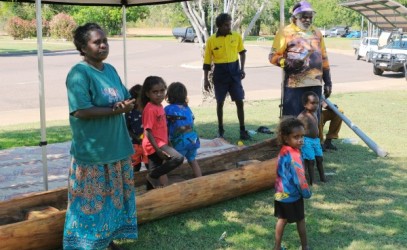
[341,0,407,32]
[0,0,188,6]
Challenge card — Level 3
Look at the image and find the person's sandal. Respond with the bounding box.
[239,130,251,140]
[324,140,337,150]
[217,128,225,138]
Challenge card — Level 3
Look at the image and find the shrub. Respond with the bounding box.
[5,16,48,39]
[49,13,76,40]
[6,16,30,39]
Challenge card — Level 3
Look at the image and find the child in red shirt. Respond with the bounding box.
[141,76,184,188]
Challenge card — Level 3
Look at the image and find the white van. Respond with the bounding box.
[356,37,379,62]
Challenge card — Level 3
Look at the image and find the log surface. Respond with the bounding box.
[0,139,279,250]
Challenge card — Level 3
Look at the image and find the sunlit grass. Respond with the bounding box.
[1,91,406,249]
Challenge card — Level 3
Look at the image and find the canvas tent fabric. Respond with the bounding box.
[341,0,407,32]
[0,0,190,192]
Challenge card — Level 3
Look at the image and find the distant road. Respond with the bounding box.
[0,39,403,113]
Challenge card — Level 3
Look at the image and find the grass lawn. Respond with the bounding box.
[0,35,356,55]
[1,90,406,249]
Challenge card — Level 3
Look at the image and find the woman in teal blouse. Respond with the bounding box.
[63,23,137,250]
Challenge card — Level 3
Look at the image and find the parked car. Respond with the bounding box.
[172,27,198,43]
[329,26,347,37]
[346,30,368,39]
[355,37,379,62]
[371,37,407,76]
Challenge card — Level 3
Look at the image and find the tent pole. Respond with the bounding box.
[122,5,128,87]
[36,0,48,191]
[279,0,285,119]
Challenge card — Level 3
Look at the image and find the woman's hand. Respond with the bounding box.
[113,98,135,113]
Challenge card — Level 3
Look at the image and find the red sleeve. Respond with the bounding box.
[142,103,155,130]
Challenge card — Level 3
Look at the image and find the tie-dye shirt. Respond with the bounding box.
[270,23,332,88]
[274,145,312,203]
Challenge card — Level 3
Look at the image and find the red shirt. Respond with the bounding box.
[142,102,168,155]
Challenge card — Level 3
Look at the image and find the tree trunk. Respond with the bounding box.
[242,0,269,40]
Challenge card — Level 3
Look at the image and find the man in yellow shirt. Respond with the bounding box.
[269,1,333,118]
[203,13,249,140]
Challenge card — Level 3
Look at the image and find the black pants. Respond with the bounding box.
[148,145,184,179]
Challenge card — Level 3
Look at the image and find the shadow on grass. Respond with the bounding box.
[0,125,71,150]
[119,142,406,250]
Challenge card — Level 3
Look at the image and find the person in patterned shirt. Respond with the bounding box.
[269,1,333,119]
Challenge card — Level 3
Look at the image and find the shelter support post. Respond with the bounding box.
[36,0,48,190]
[122,5,128,87]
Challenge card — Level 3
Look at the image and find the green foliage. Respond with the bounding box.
[5,16,35,39]
[136,3,188,28]
[49,13,76,40]
[5,16,49,39]
[72,6,149,35]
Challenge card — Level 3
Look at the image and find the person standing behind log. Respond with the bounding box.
[64,23,137,250]
[269,0,333,118]
[297,91,326,185]
[126,84,149,171]
[165,82,202,178]
[203,13,250,140]
[274,117,312,250]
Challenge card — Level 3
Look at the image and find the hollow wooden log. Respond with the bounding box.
[137,157,277,224]
[0,139,278,250]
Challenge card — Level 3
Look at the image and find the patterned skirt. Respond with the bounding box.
[63,157,138,250]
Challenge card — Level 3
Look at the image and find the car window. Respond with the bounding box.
[386,40,407,49]
[369,39,378,45]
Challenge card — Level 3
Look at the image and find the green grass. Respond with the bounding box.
[1,91,406,249]
[0,36,74,54]
[0,35,357,54]
[123,90,407,250]
[0,120,70,150]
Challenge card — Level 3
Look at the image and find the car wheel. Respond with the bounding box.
[193,37,198,43]
[366,52,371,62]
[404,63,407,80]
[177,37,184,43]
[356,50,361,60]
[373,66,384,75]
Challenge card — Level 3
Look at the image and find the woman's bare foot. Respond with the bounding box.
[108,241,123,250]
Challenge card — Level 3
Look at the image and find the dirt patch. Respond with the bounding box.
[127,27,172,36]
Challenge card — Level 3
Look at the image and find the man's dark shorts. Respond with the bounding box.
[213,60,245,103]
[274,198,305,223]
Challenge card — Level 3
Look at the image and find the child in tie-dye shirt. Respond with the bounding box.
[274,117,311,250]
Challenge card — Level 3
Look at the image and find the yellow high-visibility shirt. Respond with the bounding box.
[203,32,246,68]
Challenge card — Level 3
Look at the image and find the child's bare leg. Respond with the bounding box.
[296,219,309,250]
[316,156,326,182]
[189,160,202,177]
[304,160,314,186]
[274,218,287,250]
[159,174,169,186]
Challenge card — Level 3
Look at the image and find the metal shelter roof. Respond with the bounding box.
[341,0,407,32]
[0,0,188,6]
